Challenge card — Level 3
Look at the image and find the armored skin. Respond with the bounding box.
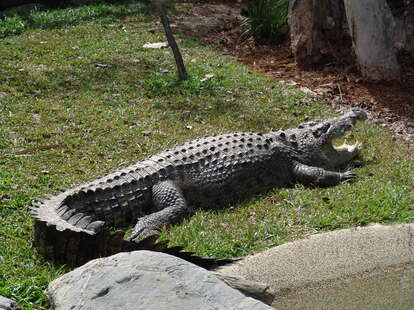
[31,108,367,266]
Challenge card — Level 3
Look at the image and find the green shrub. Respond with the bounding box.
[242,0,289,44]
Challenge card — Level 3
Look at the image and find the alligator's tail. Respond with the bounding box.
[30,191,132,266]
[31,194,235,269]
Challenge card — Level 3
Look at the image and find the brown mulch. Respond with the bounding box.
[170,4,414,145]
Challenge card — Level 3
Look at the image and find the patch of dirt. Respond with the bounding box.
[170,3,414,146]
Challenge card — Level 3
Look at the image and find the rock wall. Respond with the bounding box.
[344,0,401,81]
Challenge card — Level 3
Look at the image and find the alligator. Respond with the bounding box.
[31,108,367,266]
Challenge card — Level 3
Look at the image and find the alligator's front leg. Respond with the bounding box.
[130,180,193,241]
[293,162,356,187]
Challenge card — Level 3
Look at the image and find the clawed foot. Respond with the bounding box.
[129,227,161,243]
[340,171,357,182]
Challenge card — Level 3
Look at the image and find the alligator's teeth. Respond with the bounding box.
[334,141,362,152]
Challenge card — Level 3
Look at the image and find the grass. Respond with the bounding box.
[0,1,150,39]
[0,1,413,309]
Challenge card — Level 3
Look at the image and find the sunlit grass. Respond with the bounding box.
[0,1,413,308]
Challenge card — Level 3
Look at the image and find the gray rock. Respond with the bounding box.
[47,250,273,310]
[344,0,401,81]
[213,272,275,305]
[0,296,20,310]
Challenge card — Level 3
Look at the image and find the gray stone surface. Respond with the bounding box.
[47,250,273,310]
[272,263,414,310]
[0,296,20,310]
[344,0,401,81]
[218,223,414,308]
[212,272,275,305]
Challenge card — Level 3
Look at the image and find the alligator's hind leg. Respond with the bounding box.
[293,162,357,187]
[130,180,193,241]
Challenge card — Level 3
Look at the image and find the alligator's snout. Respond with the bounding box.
[324,108,367,141]
[345,108,368,122]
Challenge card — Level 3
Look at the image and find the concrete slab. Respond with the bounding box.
[218,223,414,309]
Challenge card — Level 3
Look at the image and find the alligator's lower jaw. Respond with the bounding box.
[333,142,362,153]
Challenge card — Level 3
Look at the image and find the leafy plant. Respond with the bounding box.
[242,0,289,44]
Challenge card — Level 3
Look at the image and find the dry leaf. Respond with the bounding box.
[279,80,298,86]
[0,194,10,201]
[142,130,152,136]
[299,87,317,96]
[200,74,214,82]
[142,42,169,49]
[32,113,41,123]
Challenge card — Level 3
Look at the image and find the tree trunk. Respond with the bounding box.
[288,0,346,69]
[154,0,188,80]
[404,0,414,56]
[344,0,401,81]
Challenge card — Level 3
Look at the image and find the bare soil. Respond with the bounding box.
[171,3,414,145]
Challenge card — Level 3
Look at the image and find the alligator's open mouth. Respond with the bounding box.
[329,109,366,157]
[323,110,366,167]
[324,139,362,168]
[326,122,364,168]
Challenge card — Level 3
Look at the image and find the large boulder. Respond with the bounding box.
[404,1,414,56]
[288,0,346,68]
[0,296,20,310]
[47,250,274,310]
[344,0,401,81]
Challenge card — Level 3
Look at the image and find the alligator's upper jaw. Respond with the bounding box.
[328,108,368,140]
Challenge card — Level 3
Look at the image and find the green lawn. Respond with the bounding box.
[0,2,413,309]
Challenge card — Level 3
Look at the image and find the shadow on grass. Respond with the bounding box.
[0,0,150,39]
